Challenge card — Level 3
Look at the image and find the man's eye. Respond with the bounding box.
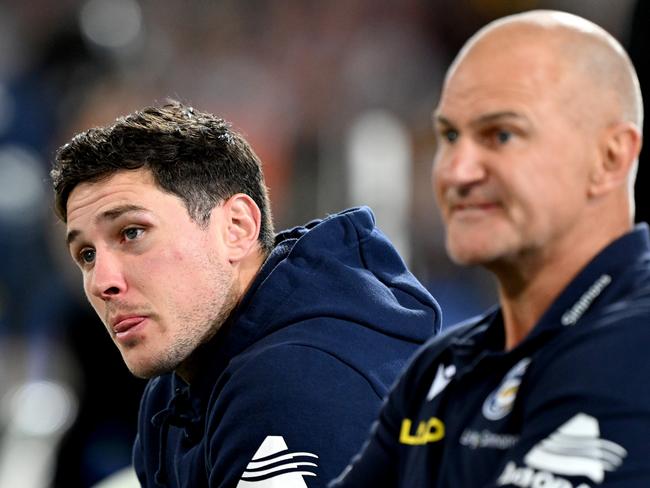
[79,249,95,264]
[123,227,144,240]
[441,129,459,143]
[496,130,512,144]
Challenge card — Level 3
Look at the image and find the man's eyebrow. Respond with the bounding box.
[432,114,453,128]
[471,111,524,126]
[98,204,148,221]
[433,111,525,128]
[66,229,81,247]
[66,204,149,247]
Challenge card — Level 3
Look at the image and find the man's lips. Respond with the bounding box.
[450,201,500,213]
[111,315,148,334]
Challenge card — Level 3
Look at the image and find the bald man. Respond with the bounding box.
[330,10,647,487]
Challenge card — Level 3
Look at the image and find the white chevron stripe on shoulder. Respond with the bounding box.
[236,436,319,488]
[246,451,319,470]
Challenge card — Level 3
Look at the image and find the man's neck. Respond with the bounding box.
[176,247,269,384]
[237,248,268,298]
[494,225,629,351]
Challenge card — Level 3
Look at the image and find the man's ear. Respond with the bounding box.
[221,193,262,263]
[588,122,642,197]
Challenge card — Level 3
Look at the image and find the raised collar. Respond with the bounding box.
[527,224,650,340]
[449,224,650,365]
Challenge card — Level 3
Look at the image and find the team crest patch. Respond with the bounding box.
[482,358,531,421]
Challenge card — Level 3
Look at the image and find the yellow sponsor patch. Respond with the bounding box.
[399,417,445,445]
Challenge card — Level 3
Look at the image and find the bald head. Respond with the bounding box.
[432,10,644,271]
[447,10,643,131]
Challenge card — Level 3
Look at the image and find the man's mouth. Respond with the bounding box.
[110,315,149,341]
[450,201,500,214]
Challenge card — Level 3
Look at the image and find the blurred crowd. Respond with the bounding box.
[0,0,646,486]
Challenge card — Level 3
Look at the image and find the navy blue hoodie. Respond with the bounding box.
[133,206,440,487]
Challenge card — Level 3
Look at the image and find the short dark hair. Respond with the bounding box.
[51,100,275,253]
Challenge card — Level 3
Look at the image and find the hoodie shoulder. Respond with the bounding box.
[263,207,441,342]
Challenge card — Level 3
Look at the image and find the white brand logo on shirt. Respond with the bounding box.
[482,358,531,421]
[497,413,627,487]
[525,413,626,483]
[427,364,456,401]
[236,436,318,487]
[497,462,591,488]
[561,274,611,326]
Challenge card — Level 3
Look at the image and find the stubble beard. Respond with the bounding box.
[134,270,241,380]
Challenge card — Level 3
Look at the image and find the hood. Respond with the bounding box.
[236,206,440,344]
[185,206,439,397]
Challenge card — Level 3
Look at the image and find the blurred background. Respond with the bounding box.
[0,0,646,486]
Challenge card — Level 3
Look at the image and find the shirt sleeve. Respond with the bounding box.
[327,350,419,488]
[326,398,402,487]
[203,343,386,488]
[485,321,650,487]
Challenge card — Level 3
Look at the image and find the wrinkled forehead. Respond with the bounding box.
[438,15,640,127]
[436,34,567,118]
[449,24,567,88]
[451,11,603,73]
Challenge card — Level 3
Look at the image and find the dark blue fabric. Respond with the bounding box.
[331,224,650,487]
[132,206,440,487]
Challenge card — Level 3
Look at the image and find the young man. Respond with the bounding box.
[330,10,648,487]
[51,102,440,487]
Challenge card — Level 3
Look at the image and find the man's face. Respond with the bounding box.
[432,37,596,268]
[66,168,238,378]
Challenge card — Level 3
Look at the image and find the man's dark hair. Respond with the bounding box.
[51,100,275,253]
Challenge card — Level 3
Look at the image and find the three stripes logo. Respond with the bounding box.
[236,436,319,487]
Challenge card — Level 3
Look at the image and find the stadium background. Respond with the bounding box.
[0,0,646,486]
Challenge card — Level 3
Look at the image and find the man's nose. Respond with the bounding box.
[86,251,127,301]
[434,139,487,186]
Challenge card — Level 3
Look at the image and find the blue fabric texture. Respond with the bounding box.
[331,224,650,487]
[132,206,440,487]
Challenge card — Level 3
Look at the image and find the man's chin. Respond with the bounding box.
[447,245,491,266]
[123,355,178,379]
[446,234,513,266]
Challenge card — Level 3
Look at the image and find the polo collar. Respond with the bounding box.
[449,225,650,365]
